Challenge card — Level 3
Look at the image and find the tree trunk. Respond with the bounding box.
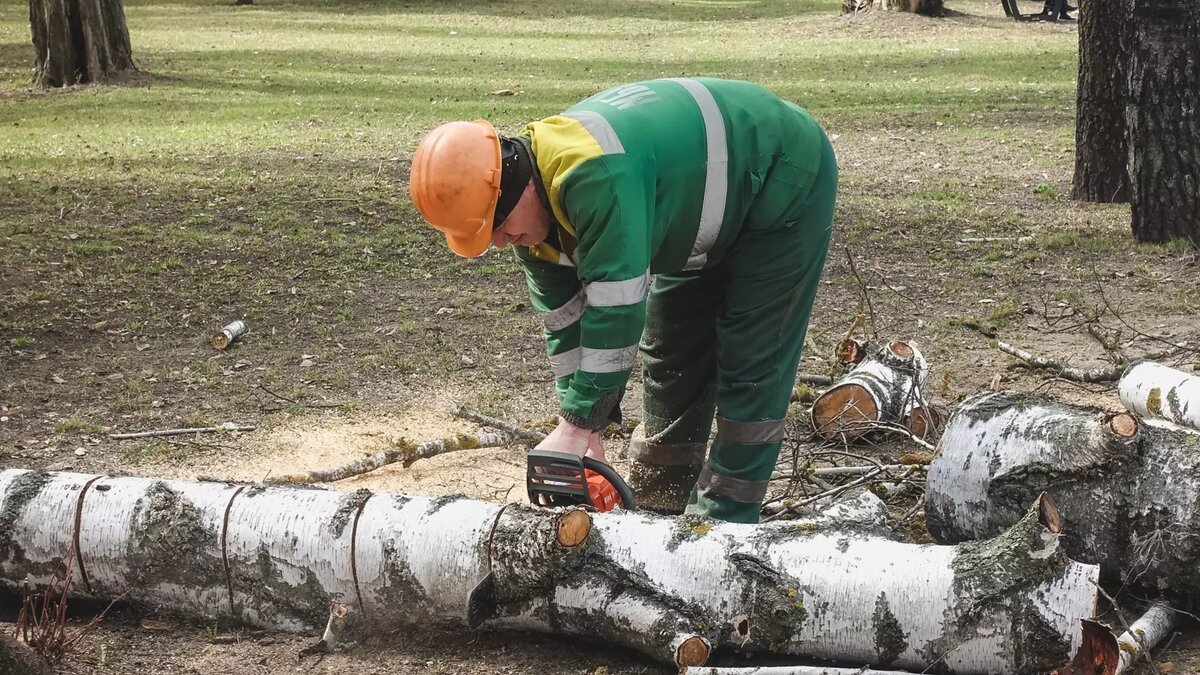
[28,0,135,88]
[1072,0,1131,203]
[810,341,929,441]
[1126,0,1200,245]
[0,469,1099,674]
[1119,361,1200,431]
[843,0,944,15]
[926,392,1200,599]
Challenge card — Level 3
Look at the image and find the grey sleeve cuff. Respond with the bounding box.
[560,391,623,432]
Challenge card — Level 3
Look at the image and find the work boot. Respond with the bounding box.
[626,424,705,515]
[685,484,764,524]
[683,463,772,524]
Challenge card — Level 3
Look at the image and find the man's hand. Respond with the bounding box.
[536,417,607,463]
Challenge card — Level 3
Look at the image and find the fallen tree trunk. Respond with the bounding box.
[926,391,1200,598]
[0,470,1097,673]
[1119,361,1200,431]
[811,341,929,441]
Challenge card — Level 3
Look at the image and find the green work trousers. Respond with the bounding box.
[628,132,837,523]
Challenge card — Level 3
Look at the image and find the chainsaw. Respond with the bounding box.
[526,450,637,512]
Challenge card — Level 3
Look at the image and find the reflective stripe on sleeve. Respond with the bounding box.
[585,271,650,307]
[540,291,585,331]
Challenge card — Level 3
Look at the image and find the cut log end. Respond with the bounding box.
[836,338,866,365]
[906,406,943,440]
[1051,619,1118,675]
[1037,493,1063,534]
[1106,412,1139,440]
[811,383,878,439]
[554,508,592,548]
[675,636,711,667]
[888,340,914,360]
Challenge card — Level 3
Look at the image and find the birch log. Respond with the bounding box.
[1114,603,1177,673]
[811,341,930,440]
[0,470,1097,673]
[1119,361,1200,431]
[926,391,1200,598]
[1054,603,1178,674]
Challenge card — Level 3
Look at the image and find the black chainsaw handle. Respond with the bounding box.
[581,456,638,511]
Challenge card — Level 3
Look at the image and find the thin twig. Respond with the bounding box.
[454,406,548,444]
[997,340,1123,382]
[255,383,347,409]
[1090,581,1159,673]
[1093,267,1200,355]
[762,466,886,522]
[844,248,878,340]
[795,373,835,386]
[109,423,255,440]
[265,432,509,484]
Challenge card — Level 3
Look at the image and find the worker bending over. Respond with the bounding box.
[409,77,837,523]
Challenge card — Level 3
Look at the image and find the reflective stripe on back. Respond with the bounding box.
[666,78,729,271]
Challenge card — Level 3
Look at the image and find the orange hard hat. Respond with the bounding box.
[409,120,502,258]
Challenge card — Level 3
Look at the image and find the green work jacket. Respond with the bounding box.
[514,77,826,430]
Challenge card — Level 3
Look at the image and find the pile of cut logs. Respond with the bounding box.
[2,345,1197,674]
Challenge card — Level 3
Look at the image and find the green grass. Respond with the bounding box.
[55,417,108,435]
[3,0,1171,442]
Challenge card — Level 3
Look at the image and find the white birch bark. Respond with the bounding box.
[927,391,1200,598]
[0,469,1097,673]
[1116,603,1177,673]
[1058,603,1179,674]
[1119,361,1200,432]
[811,341,929,441]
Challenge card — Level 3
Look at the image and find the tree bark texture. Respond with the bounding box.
[28,0,134,87]
[1126,0,1200,245]
[0,470,1099,674]
[1119,361,1200,431]
[926,392,1200,599]
[1073,0,1131,203]
[810,341,929,441]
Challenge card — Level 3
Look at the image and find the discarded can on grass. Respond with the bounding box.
[212,320,248,350]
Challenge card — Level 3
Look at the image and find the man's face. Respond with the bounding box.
[491,180,550,249]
